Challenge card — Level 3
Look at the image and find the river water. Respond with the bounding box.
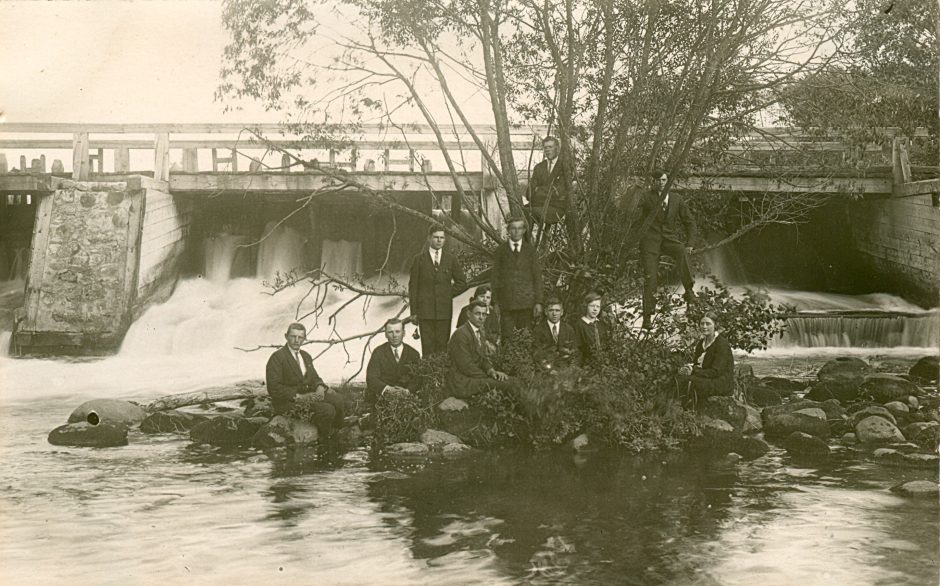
[1,395,938,586]
[1,231,939,584]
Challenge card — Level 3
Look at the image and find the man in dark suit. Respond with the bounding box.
[526,136,569,224]
[265,322,346,436]
[447,301,516,399]
[408,224,467,357]
[638,170,697,330]
[532,297,579,370]
[365,318,421,406]
[492,216,543,342]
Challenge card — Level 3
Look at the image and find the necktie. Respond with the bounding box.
[662,196,669,213]
[547,159,554,174]
[513,242,519,254]
[294,351,306,376]
[393,346,400,362]
[551,323,558,343]
[433,250,440,267]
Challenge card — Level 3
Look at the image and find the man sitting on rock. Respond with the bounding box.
[447,301,517,399]
[366,318,421,406]
[266,322,346,437]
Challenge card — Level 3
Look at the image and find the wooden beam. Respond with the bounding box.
[115,147,130,172]
[72,132,90,180]
[168,171,486,194]
[0,175,57,192]
[0,122,548,135]
[892,178,940,198]
[153,133,170,181]
[673,175,893,195]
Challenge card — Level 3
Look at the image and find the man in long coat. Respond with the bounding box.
[492,217,543,342]
[408,224,467,356]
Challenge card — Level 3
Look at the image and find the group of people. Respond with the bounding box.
[264,137,734,434]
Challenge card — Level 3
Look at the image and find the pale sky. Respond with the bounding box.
[0,1,494,126]
[0,1,280,123]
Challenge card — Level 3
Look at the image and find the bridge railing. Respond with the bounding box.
[0,122,931,181]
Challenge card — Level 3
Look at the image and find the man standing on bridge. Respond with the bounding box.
[408,224,467,357]
[638,169,697,330]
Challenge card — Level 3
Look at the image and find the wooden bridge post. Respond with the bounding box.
[115,147,130,173]
[72,132,90,180]
[892,137,912,185]
[182,148,199,172]
[154,133,170,182]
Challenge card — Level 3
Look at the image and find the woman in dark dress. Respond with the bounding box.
[678,312,734,407]
[455,285,501,352]
[572,291,607,368]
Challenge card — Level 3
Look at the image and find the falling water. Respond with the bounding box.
[763,289,939,352]
[203,232,249,282]
[257,221,306,282]
[322,239,363,277]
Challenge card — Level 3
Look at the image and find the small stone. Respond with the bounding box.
[702,396,747,432]
[784,431,830,458]
[890,480,939,498]
[387,442,430,457]
[884,401,909,414]
[873,448,906,467]
[902,453,939,469]
[420,429,462,448]
[732,436,772,460]
[794,408,827,421]
[570,433,590,451]
[48,421,128,448]
[908,396,920,410]
[855,416,905,444]
[252,415,319,449]
[742,405,762,434]
[438,397,469,412]
[841,432,857,444]
[849,406,896,428]
[441,443,473,458]
[190,415,266,447]
[902,421,940,449]
[764,411,830,439]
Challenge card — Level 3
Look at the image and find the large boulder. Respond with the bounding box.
[252,415,319,449]
[820,399,847,420]
[68,399,146,427]
[793,407,827,421]
[859,374,920,403]
[764,411,830,439]
[190,415,267,447]
[48,421,128,447]
[854,415,905,444]
[902,421,940,449]
[875,449,939,469]
[747,382,784,407]
[816,357,871,399]
[784,431,830,458]
[701,396,747,432]
[693,416,739,451]
[890,480,939,499]
[909,356,939,383]
[732,436,772,460]
[762,399,829,421]
[140,410,208,433]
[243,396,274,419]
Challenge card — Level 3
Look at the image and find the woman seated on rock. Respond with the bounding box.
[572,291,607,368]
[455,285,501,353]
[678,312,734,407]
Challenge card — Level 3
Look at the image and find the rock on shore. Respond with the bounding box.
[68,399,146,427]
[48,421,128,448]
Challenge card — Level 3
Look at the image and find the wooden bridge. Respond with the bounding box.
[0,122,936,355]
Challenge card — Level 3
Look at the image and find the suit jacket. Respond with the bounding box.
[532,320,579,368]
[265,345,327,415]
[408,248,466,320]
[527,158,569,219]
[690,334,734,396]
[639,190,697,248]
[572,318,608,366]
[447,323,494,398]
[492,240,543,311]
[365,342,421,405]
[455,303,501,346]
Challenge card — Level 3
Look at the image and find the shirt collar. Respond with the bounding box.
[468,323,481,335]
[581,316,596,325]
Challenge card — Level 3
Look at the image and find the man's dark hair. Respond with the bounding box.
[473,285,492,298]
[544,296,563,308]
[428,223,446,236]
[469,300,489,311]
[384,318,404,331]
[286,322,306,334]
[542,136,559,147]
[583,291,602,308]
[651,168,667,179]
[507,216,527,227]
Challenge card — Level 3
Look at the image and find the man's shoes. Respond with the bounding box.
[683,290,696,304]
[641,318,652,331]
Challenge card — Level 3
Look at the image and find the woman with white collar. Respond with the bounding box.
[678,312,735,407]
[572,291,607,368]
